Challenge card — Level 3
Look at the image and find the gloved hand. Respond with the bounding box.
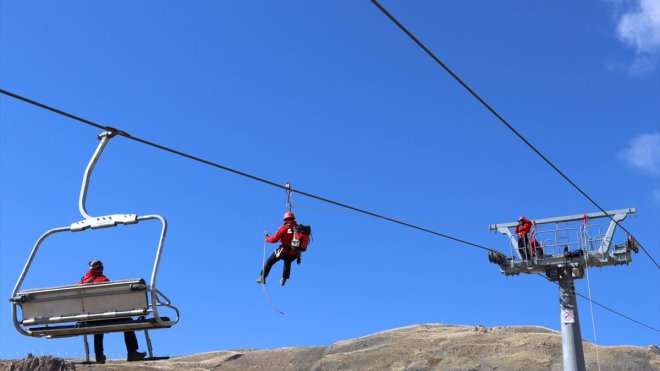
[264,231,270,237]
[297,256,302,265]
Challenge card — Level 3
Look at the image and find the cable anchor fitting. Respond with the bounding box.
[284,182,294,212]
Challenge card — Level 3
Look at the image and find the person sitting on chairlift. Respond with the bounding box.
[257,212,302,286]
[78,260,147,364]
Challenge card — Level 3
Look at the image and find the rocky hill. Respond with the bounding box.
[2,324,658,370]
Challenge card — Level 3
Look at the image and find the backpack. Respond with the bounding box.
[291,224,311,251]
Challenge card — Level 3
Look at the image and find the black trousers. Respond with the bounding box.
[94,331,139,356]
[518,234,530,260]
[261,250,298,281]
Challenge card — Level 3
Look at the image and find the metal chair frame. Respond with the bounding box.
[10,131,179,362]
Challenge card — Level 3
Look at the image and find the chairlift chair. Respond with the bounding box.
[9,131,179,362]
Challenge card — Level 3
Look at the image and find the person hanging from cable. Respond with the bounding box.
[515,216,533,261]
[77,260,147,364]
[257,211,311,286]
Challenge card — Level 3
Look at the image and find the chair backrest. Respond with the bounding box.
[16,279,148,326]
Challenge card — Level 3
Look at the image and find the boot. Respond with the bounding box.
[95,354,106,364]
[127,351,147,362]
[280,278,287,286]
[256,277,265,284]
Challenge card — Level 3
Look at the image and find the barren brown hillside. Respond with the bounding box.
[2,324,658,371]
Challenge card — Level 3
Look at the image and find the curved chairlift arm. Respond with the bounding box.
[79,131,115,220]
[11,226,72,299]
[11,226,71,336]
[136,214,172,325]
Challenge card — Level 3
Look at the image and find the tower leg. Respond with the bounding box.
[559,270,586,371]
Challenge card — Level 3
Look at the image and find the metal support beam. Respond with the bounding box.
[489,208,636,230]
[598,210,630,254]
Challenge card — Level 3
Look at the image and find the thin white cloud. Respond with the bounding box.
[652,188,660,204]
[610,0,660,73]
[619,132,660,176]
[616,0,660,53]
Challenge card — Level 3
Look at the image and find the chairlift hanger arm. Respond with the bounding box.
[79,131,118,220]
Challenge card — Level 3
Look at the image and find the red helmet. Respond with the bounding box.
[283,211,295,221]
[518,216,526,221]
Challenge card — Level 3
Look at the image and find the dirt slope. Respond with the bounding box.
[2,324,659,370]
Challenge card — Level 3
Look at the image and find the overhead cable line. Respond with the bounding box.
[368,0,658,269]
[0,89,491,252]
[575,292,659,333]
[535,273,659,333]
[1,88,657,334]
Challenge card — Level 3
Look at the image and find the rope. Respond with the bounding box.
[584,265,601,370]
[260,238,284,315]
[582,220,601,371]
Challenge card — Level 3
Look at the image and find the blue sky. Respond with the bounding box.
[1,0,659,360]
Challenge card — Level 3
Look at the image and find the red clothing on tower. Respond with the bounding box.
[515,218,532,236]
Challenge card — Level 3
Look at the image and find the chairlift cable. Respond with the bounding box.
[367,1,658,269]
[0,89,492,252]
[1,89,657,333]
[535,273,659,333]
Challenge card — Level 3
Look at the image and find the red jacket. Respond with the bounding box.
[266,221,298,257]
[78,269,109,284]
[515,218,532,236]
